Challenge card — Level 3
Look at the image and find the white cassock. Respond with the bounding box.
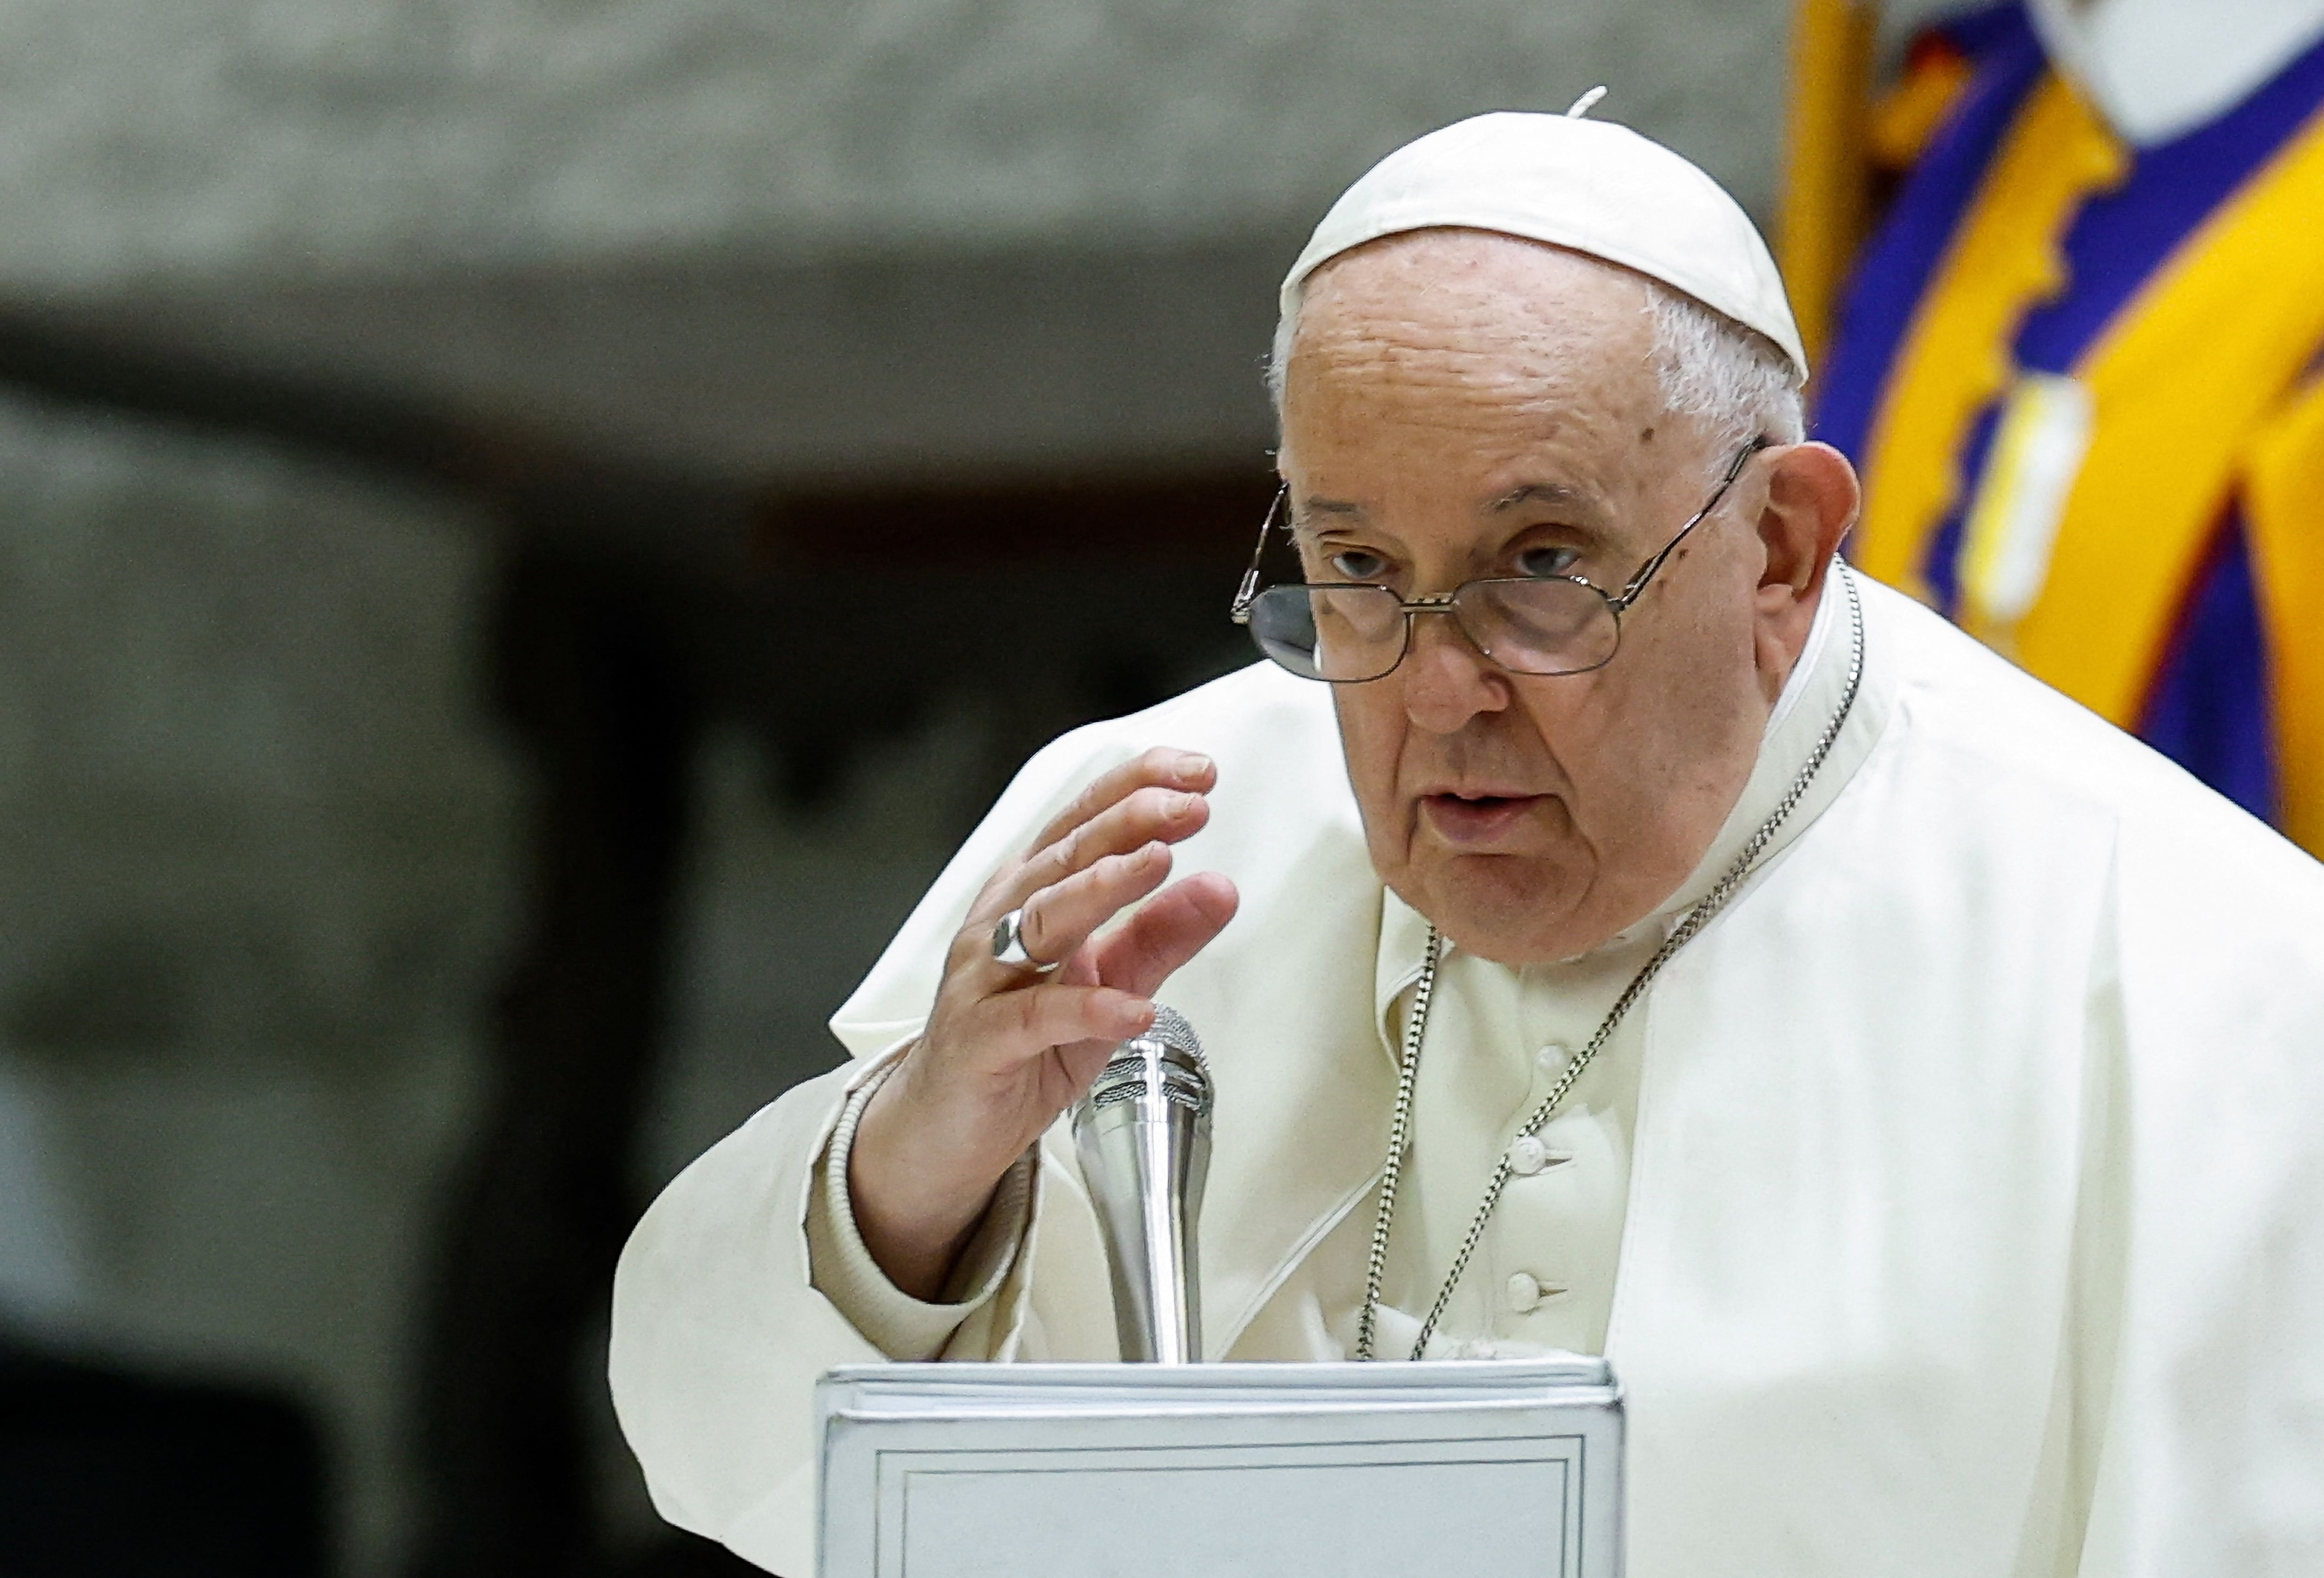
[609,569,2324,1577]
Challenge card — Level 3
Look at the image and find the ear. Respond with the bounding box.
[1751,441,1860,683]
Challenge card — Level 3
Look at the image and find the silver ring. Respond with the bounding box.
[990,907,1061,974]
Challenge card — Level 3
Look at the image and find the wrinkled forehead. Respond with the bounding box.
[1284,231,1673,440]
[1295,228,1651,341]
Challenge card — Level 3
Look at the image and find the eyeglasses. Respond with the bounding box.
[1228,438,1770,683]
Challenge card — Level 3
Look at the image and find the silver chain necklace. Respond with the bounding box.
[1355,568,1867,1361]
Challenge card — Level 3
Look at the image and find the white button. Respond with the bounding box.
[1505,1134,1571,1176]
[1536,1043,1570,1073]
[1505,1272,1567,1314]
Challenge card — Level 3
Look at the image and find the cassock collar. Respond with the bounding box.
[1373,563,1885,1041]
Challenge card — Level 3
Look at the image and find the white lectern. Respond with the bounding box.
[816,1357,1622,1578]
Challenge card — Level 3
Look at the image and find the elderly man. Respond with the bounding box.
[611,110,2324,1577]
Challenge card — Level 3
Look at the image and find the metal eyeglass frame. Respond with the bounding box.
[1228,436,1773,681]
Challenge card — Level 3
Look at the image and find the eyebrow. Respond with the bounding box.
[1490,481,1591,512]
[1293,482,1600,532]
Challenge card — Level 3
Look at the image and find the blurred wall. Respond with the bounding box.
[0,2,1808,1573]
[0,394,510,1568]
[2,0,1789,287]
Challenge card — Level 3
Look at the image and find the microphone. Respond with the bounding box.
[1071,1004,1213,1364]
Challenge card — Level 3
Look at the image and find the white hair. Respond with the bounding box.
[1267,263,1805,471]
[1637,277,1805,462]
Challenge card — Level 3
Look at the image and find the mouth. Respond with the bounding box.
[1419,790,1549,845]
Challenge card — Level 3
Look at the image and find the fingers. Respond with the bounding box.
[943,743,1225,1022]
[960,749,1215,950]
[865,751,1223,1298]
[1008,779,1210,913]
[973,872,1238,1062]
[1021,748,1214,866]
[958,981,1155,1065]
[1015,840,1175,968]
[1091,872,1239,997]
[974,797,1206,965]
[953,847,1163,984]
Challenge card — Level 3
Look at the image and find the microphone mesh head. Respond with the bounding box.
[1081,1003,1211,1116]
[1147,1004,1205,1069]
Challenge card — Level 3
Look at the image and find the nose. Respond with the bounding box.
[1399,607,1510,733]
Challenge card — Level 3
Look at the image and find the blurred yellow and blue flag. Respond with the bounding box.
[1790,0,2324,857]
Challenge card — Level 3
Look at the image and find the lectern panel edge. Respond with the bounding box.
[816,1359,1623,1578]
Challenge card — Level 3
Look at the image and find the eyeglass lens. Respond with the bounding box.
[1249,580,1620,682]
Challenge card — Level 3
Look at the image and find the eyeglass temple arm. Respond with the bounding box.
[1229,484,1289,625]
[1611,436,1771,610]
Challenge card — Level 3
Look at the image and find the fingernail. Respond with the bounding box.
[1169,792,1199,816]
[1175,753,1213,782]
[1117,998,1156,1034]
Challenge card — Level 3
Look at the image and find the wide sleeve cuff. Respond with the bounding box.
[804,1059,1038,1362]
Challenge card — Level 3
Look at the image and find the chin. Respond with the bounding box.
[1416,854,1595,965]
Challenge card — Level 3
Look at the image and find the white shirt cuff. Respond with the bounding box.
[804,1060,1037,1362]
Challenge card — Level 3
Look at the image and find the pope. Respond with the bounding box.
[610,108,2324,1577]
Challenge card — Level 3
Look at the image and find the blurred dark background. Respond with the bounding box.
[0,1,1951,1573]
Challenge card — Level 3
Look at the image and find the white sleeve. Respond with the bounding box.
[802,1060,1037,1362]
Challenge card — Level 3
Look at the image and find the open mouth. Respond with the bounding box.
[1421,791,1543,843]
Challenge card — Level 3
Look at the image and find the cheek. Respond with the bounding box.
[1330,687,1411,820]
[1511,584,1758,800]
[1506,681,1606,780]
[1598,584,1764,783]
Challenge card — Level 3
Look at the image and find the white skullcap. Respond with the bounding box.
[1280,108,1808,380]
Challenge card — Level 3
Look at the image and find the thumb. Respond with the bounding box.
[1092,873,1238,998]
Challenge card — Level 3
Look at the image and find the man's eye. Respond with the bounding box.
[1515,545,1583,578]
[1327,550,1389,581]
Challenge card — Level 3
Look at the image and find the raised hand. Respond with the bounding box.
[848,748,1240,1299]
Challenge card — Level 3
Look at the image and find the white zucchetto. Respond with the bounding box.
[1281,108,1809,380]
